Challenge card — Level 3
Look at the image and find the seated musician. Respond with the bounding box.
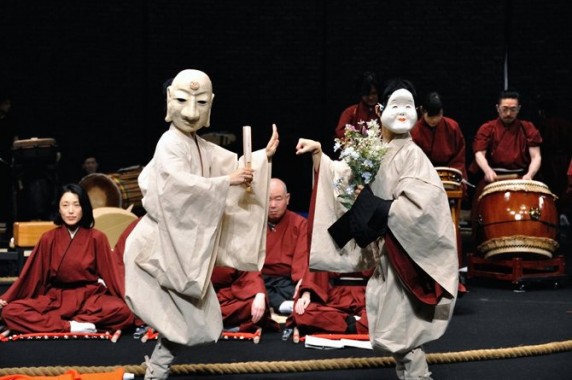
[289,269,372,339]
[211,267,279,334]
[411,91,467,188]
[470,89,542,184]
[263,178,309,316]
[411,91,468,292]
[0,183,136,335]
[469,90,543,234]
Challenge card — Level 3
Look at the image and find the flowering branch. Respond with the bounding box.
[333,119,387,209]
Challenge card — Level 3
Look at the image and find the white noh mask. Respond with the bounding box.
[165,69,215,134]
[380,89,417,134]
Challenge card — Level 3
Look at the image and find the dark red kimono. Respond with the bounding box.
[470,118,542,174]
[291,270,371,334]
[264,210,309,282]
[411,116,467,180]
[335,101,380,139]
[211,267,278,332]
[1,226,135,333]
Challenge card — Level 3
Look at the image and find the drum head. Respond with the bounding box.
[79,173,122,209]
[12,138,59,165]
[479,179,554,201]
[435,167,463,190]
[93,207,137,247]
[434,166,463,177]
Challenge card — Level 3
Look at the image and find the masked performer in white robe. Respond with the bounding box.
[296,79,457,380]
[124,69,279,380]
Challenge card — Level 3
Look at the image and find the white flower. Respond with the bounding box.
[333,119,387,209]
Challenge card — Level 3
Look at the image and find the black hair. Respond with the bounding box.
[357,71,380,97]
[421,92,443,117]
[82,153,98,161]
[54,183,95,228]
[379,78,417,108]
[499,89,520,103]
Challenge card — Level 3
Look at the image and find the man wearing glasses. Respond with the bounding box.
[471,90,542,183]
[469,90,543,235]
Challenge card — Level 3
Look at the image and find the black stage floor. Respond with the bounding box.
[1,229,572,379]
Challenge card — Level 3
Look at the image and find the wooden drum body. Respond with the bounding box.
[435,167,463,191]
[79,166,144,213]
[475,180,559,259]
[12,138,58,165]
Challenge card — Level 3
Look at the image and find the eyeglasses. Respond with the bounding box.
[497,106,521,114]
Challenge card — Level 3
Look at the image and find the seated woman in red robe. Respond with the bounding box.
[0,183,136,335]
[211,266,279,333]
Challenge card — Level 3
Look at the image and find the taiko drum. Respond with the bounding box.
[435,167,463,191]
[79,165,143,213]
[475,180,559,259]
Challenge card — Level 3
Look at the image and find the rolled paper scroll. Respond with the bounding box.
[243,126,252,192]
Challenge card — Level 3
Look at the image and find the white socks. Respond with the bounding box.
[278,300,294,314]
[70,320,97,333]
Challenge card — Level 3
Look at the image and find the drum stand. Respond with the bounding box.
[467,253,566,290]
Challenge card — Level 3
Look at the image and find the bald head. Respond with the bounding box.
[268,178,290,223]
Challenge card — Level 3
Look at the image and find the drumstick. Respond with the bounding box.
[495,173,520,181]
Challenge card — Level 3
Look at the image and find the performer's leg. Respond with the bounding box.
[393,346,432,380]
[144,336,184,380]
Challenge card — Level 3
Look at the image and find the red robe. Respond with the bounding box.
[263,210,309,281]
[1,226,135,333]
[335,101,380,139]
[292,270,371,334]
[470,118,542,174]
[411,116,467,180]
[568,159,572,194]
[112,217,145,327]
[469,118,543,230]
[211,267,278,332]
[411,116,467,265]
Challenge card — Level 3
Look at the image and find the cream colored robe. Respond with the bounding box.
[311,133,458,354]
[124,126,270,346]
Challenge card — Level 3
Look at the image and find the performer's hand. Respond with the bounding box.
[522,173,532,181]
[229,167,254,186]
[295,138,321,156]
[251,293,266,323]
[355,184,364,196]
[266,124,280,159]
[483,168,497,183]
[295,291,311,315]
[0,299,7,308]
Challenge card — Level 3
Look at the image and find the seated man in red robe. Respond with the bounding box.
[211,267,279,333]
[411,91,467,186]
[411,91,468,293]
[263,178,309,316]
[469,89,543,235]
[291,269,372,339]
